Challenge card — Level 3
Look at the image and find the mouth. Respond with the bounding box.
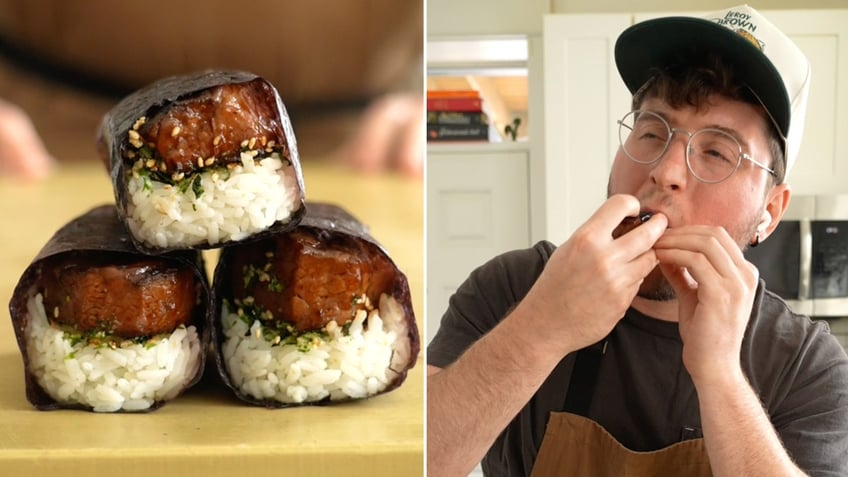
[640,207,673,229]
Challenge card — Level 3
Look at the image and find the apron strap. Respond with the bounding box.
[563,338,608,416]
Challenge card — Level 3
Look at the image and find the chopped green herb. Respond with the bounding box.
[191,174,204,198]
[243,265,257,289]
[138,145,154,159]
[268,277,284,293]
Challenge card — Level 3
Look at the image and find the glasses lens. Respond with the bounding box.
[687,129,742,183]
[619,111,670,164]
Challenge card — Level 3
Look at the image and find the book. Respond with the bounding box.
[427,124,489,142]
[427,111,489,126]
[426,96,483,113]
[426,90,480,99]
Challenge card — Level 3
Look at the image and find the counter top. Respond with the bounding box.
[0,160,424,476]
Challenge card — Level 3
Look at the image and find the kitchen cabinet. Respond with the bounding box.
[763,10,848,195]
[542,13,633,244]
[426,143,530,343]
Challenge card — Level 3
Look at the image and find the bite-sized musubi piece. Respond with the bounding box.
[612,212,654,239]
[97,70,306,253]
[8,205,210,412]
[212,202,420,407]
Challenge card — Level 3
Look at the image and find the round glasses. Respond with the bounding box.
[617,110,775,184]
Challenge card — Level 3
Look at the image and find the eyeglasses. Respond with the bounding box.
[617,110,776,184]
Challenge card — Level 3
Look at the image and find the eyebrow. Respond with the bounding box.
[643,109,751,150]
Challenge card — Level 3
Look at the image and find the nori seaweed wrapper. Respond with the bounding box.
[211,202,420,407]
[8,205,211,412]
[97,70,306,254]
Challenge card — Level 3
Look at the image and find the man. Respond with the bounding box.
[428,5,848,477]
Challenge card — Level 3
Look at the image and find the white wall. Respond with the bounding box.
[427,0,549,36]
[551,0,847,14]
[428,0,848,37]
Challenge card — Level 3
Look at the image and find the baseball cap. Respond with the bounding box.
[614,4,811,177]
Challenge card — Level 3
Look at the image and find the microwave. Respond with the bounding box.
[744,194,848,318]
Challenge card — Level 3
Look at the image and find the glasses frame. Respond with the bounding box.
[617,109,776,184]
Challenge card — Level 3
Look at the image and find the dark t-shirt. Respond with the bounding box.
[427,241,848,476]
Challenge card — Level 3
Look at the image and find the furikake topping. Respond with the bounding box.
[58,323,166,359]
[124,115,288,199]
[227,298,358,353]
[242,252,285,293]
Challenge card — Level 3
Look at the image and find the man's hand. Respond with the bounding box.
[654,226,759,385]
[516,194,667,356]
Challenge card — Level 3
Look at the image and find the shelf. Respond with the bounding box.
[427,141,529,154]
[427,37,529,143]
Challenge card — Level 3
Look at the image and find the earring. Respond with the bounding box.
[750,233,760,248]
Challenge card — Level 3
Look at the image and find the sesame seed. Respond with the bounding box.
[211,172,220,182]
[267,140,276,149]
[53,306,59,318]
[171,172,184,181]
[197,157,204,168]
[145,159,156,169]
[248,137,257,149]
[128,130,143,148]
[240,139,249,148]
[260,136,267,146]
[132,116,146,131]
[171,126,181,137]
[213,135,222,146]
[205,157,215,166]
[249,150,259,157]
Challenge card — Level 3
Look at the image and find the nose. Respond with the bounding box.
[649,131,690,191]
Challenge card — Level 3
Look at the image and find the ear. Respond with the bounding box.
[759,183,791,240]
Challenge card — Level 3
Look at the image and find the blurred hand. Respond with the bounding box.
[335,93,423,178]
[0,98,54,179]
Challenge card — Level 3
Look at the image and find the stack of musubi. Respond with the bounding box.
[9,70,419,412]
[213,202,419,406]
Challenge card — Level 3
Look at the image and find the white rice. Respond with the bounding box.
[24,293,202,412]
[221,294,408,404]
[125,152,300,249]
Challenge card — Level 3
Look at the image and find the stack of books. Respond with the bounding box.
[426,90,489,142]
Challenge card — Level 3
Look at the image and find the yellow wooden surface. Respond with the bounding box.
[0,160,424,476]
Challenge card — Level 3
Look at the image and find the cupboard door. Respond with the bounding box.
[426,146,530,343]
[543,14,633,244]
[766,10,848,195]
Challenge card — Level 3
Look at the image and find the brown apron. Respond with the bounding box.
[529,340,712,477]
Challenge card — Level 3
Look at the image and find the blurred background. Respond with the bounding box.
[0,0,423,176]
